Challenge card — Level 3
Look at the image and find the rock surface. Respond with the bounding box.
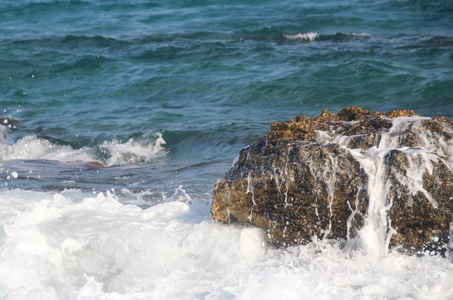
[211,107,453,255]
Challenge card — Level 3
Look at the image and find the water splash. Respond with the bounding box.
[0,133,166,167]
[316,116,452,256]
[165,185,193,204]
[98,133,166,166]
[1,135,94,163]
[0,183,451,299]
[348,147,397,257]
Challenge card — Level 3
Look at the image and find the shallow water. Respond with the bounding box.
[1,0,453,298]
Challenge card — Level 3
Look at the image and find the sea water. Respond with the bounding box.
[1,0,453,299]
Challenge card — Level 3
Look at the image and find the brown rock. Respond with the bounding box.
[212,107,453,255]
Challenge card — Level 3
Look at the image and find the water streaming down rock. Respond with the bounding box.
[211,107,453,256]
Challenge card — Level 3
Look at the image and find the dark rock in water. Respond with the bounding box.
[211,107,453,256]
[82,161,106,170]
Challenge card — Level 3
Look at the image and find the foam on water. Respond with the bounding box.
[283,32,371,43]
[1,136,95,163]
[98,133,166,166]
[1,0,453,297]
[0,133,166,167]
[0,117,451,298]
[0,189,452,299]
[283,32,319,42]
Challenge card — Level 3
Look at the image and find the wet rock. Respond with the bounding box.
[82,161,106,170]
[212,107,453,255]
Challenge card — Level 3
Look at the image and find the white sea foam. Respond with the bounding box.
[283,32,371,42]
[283,32,319,42]
[0,133,166,167]
[348,32,371,37]
[99,133,166,166]
[0,189,452,299]
[1,135,95,163]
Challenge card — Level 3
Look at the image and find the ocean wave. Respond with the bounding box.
[345,32,372,37]
[0,35,126,53]
[98,133,166,166]
[0,133,166,167]
[1,31,228,49]
[51,55,113,73]
[283,32,371,43]
[283,32,319,42]
[0,0,90,18]
[1,135,94,162]
[1,30,371,51]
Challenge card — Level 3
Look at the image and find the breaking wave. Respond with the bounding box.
[283,32,371,43]
[283,32,319,42]
[0,133,166,167]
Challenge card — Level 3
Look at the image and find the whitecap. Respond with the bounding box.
[0,133,166,167]
[283,32,371,43]
[1,135,95,163]
[283,32,319,42]
[347,32,371,37]
[98,132,166,166]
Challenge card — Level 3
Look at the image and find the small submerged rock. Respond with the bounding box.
[211,107,453,256]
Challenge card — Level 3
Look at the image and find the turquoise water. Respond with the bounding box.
[1,1,453,298]
[2,0,452,197]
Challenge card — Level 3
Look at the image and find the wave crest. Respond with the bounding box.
[283,32,371,43]
[0,133,166,167]
[98,133,166,166]
[283,32,319,42]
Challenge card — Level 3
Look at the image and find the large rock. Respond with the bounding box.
[211,107,453,256]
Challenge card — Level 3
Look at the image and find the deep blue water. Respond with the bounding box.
[1,0,452,201]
